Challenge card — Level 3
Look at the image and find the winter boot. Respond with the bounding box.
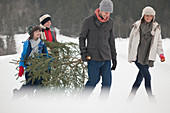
[148,95,156,103]
[13,88,26,99]
[127,92,135,101]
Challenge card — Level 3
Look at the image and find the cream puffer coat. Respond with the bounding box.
[128,20,164,62]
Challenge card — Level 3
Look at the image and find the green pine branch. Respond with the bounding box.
[10,40,87,95]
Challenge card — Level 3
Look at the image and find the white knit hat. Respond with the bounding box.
[141,6,156,21]
[99,0,113,13]
[39,14,51,25]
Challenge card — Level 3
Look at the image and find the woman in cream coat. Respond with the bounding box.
[128,6,165,101]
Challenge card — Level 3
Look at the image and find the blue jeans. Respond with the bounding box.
[84,60,112,98]
[131,61,153,96]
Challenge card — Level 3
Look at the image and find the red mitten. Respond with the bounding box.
[18,66,24,77]
[160,54,165,62]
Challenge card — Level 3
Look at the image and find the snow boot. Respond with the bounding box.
[148,95,156,103]
[127,92,135,101]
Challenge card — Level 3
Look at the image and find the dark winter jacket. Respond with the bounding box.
[19,39,48,68]
[79,14,117,61]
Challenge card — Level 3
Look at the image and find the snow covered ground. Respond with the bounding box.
[0,32,170,113]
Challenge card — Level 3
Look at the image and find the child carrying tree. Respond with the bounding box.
[13,25,49,98]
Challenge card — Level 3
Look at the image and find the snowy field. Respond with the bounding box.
[0,32,170,113]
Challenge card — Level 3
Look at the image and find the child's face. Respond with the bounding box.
[33,30,41,40]
[44,20,51,28]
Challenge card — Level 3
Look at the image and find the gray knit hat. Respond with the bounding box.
[99,0,113,13]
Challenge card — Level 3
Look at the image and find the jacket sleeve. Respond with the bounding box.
[156,29,164,55]
[128,26,135,59]
[109,21,117,60]
[19,41,28,68]
[79,18,89,55]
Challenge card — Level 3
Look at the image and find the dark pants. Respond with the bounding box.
[84,60,112,98]
[19,71,42,97]
[131,61,153,96]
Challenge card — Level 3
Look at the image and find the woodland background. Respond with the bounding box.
[0,0,170,56]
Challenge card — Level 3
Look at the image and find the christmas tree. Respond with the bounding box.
[11,40,87,96]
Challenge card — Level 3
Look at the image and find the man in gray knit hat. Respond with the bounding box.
[99,0,113,13]
[79,0,117,99]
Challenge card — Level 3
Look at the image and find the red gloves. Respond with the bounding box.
[160,54,165,62]
[18,66,24,77]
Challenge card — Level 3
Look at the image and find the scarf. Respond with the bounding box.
[95,8,109,23]
[29,38,41,58]
[140,22,152,39]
